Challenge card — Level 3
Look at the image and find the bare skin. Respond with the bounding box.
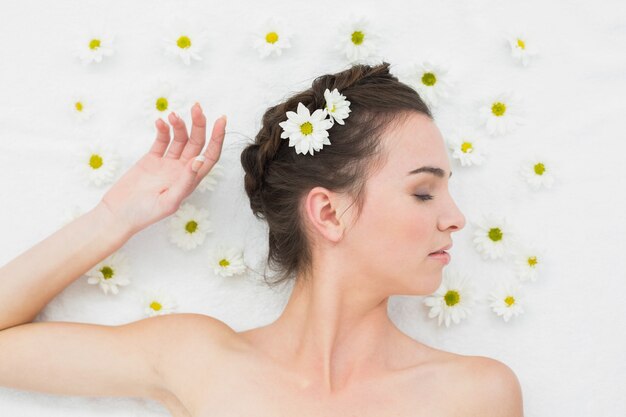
[0,103,523,417]
[154,110,523,416]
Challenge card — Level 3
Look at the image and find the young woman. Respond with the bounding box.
[0,62,523,417]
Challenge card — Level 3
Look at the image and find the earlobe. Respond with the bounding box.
[305,187,345,243]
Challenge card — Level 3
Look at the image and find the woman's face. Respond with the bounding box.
[344,112,466,296]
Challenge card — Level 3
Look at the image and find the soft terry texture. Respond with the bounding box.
[0,0,625,416]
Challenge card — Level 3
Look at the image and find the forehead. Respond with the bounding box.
[381,112,450,178]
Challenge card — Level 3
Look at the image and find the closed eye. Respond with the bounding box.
[414,194,434,201]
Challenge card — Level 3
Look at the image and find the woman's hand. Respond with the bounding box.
[98,103,227,236]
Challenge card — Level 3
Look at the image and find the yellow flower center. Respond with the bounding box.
[491,102,507,116]
[444,290,460,306]
[351,30,365,45]
[185,220,198,233]
[177,36,192,49]
[327,104,336,113]
[488,227,503,242]
[461,141,473,153]
[100,265,114,279]
[504,296,515,306]
[422,72,437,86]
[265,32,279,44]
[527,256,538,267]
[89,39,101,50]
[517,38,526,50]
[89,154,103,169]
[150,301,162,311]
[156,97,169,112]
[75,101,83,112]
[219,258,230,267]
[300,121,313,135]
[534,163,545,175]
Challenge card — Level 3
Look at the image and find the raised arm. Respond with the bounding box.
[0,103,226,331]
[0,104,229,409]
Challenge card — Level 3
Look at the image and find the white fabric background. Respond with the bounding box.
[1,0,625,416]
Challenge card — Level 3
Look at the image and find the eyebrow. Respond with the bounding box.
[407,166,452,178]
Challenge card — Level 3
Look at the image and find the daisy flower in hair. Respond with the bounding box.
[161,17,208,65]
[72,140,121,187]
[251,16,293,59]
[324,88,351,125]
[142,80,183,124]
[445,127,488,167]
[207,244,248,278]
[478,91,524,137]
[423,269,476,328]
[168,202,212,251]
[85,251,131,295]
[72,26,115,65]
[279,102,334,156]
[513,244,546,282]
[505,32,538,67]
[519,155,555,190]
[69,94,94,123]
[472,213,517,260]
[488,281,526,322]
[334,15,380,63]
[404,60,453,109]
[137,286,179,317]
[196,162,226,193]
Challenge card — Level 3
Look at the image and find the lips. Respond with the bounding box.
[429,243,452,254]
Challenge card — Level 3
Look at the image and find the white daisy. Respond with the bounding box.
[251,16,293,59]
[446,127,488,167]
[72,27,115,65]
[506,33,538,67]
[60,204,85,227]
[278,102,334,156]
[513,244,545,282]
[334,15,380,63]
[423,269,476,328]
[519,156,555,190]
[85,251,131,295]
[161,17,208,65]
[478,91,525,137]
[472,213,517,260]
[72,140,121,187]
[488,281,526,322]
[138,287,179,317]
[196,162,226,193]
[323,88,352,125]
[142,80,183,124]
[207,244,247,278]
[404,60,454,109]
[168,202,212,251]
[70,94,94,122]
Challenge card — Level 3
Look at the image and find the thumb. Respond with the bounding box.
[165,155,206,204]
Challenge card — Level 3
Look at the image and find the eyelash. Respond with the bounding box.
[414,194,434,201]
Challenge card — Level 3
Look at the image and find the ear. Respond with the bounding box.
[303,186,350,243]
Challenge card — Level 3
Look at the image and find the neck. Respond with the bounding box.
[267,261,406,394]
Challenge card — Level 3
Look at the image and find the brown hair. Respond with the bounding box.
[240,61,433,288]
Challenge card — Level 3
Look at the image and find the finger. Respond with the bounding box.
[148,118,171,157]
[194,115,227,178]
[180,102,207,163]
[163,111,190,159]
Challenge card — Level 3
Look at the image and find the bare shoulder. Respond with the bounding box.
[451,354,524,417]
[147,313,239,413]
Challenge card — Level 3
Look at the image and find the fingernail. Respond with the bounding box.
[192,155,206,172]
[194,102,203,112]
[221,114,227,124]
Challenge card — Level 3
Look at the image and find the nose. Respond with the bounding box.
[439,196,466,232]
